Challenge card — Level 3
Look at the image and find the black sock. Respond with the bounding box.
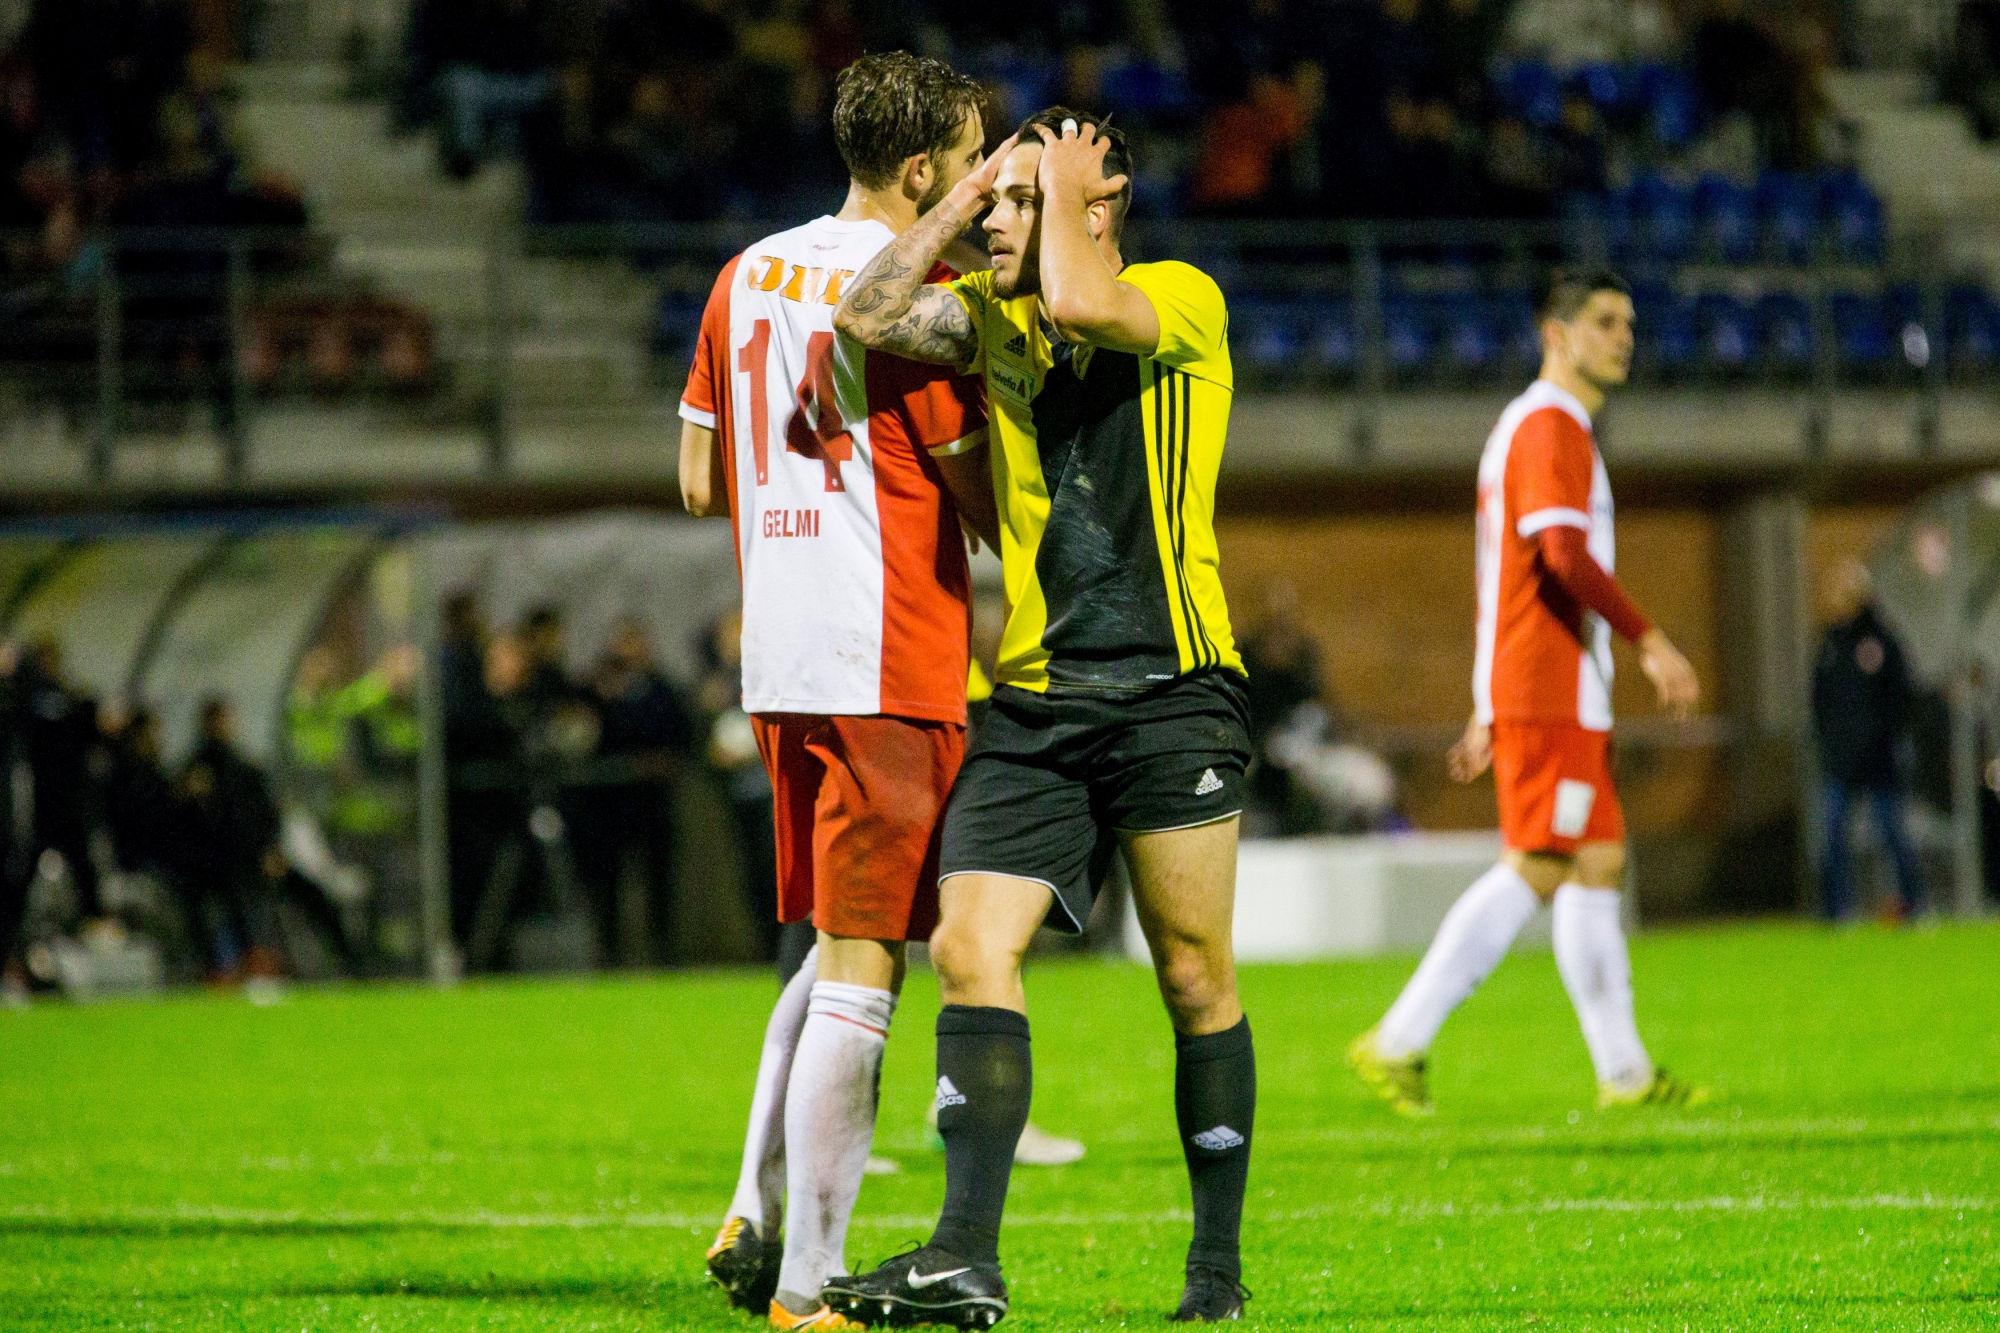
[1176,1016,1255,1280]
[929,1005,1032,1265]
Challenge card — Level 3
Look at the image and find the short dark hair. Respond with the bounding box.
[833,52,986,191]
[1535,267,1631,323]
[1015,105,1134,230]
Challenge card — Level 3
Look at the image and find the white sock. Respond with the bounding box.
[1552,885,1652,1089]
[775,980,896,1305]
[726,945,818,1232]
[1377,862,1540,1058]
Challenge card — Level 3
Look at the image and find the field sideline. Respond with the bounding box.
[3,920,1996,1330]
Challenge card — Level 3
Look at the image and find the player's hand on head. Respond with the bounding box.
[1447,718,1492,783]
[1639,629,1698,720]
[959,131,1019,206]
[1030,120,1129,205]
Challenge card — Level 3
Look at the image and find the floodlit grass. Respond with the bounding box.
[2,920,1996,1330]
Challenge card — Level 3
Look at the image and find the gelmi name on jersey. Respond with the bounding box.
[745,255,856,306]
[760,508,821,539]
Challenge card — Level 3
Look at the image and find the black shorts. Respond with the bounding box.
[939,671,1253,933]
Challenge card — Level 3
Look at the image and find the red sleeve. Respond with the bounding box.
[680,254,740,425]
[1506,407,1594,534]
[1538,526,1653,643]
[882,357,987,454]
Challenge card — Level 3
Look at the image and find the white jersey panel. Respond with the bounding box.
[1577,450,1616,730]
[725,217,897,716]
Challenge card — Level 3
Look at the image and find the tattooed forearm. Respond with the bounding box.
[835,195,981,365]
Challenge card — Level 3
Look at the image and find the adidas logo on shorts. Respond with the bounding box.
[1195,768,1224,796]
[935,1076,967,1110]
[1191,1125,1245,1151]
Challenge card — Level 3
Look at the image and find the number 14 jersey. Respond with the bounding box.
[679,216,987,725]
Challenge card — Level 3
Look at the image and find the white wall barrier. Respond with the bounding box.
[1122,831,1552,963]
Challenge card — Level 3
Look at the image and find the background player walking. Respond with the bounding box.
[1349,269,1708,1116]
[678,53,997,1332]
[828,111,1255,1327]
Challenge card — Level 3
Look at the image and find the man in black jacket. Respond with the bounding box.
[1811,558,1926,921]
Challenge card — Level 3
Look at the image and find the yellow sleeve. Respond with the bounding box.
[1119,261,1233,389]
[943,268,995,365]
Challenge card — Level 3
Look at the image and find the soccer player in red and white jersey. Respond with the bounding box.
[679,53,999,1331]
[1349,269,1708,1116]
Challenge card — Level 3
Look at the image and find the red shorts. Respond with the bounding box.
[751,713,965,942]
[1492,721,1625,855]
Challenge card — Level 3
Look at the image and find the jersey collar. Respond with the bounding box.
[1527,378,1593,432]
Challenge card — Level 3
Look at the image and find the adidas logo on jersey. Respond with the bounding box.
[1195,768,1224,796]
[1002,332,1029,357]
[1191,1125,1245,1151]
[935,1076,967,1110]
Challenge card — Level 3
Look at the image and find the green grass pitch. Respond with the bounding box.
[3,921,1997,1330]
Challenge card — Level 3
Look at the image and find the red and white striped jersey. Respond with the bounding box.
[680,216,986,725]
[1473,379,1617,731]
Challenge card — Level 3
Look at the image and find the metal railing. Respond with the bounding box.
[4,215,1993,488]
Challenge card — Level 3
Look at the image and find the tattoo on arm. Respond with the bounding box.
[836,197,980,365]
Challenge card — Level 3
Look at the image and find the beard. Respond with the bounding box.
[915,173,952,217]
[991,249,1040,301]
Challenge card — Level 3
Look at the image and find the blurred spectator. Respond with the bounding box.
[0,642,25,998]
[1947,0,2000,141]
[101,704,227,974]
[181,696,360,977]
[1812,558,1926,922]
[1691,0,1819,170]
[1188,64,1320,215]
[15,638,102,923]
[407,0,569,179]
[1238,582,1330,834]
[698,608,795,970]
[576,617,695,964]
[1504,0,1677,69]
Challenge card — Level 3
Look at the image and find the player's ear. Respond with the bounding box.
[1085,199,1109,242]
[903,152,933,204]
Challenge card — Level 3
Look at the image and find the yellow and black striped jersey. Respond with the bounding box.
[944,259,1243,697]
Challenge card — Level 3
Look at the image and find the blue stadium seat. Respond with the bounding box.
[1101,58,1191,118]
[1821,170,1886,264]
[651,295,703,358]
[1438,293,1499,372]
[1231,298,1307,372]
[1633,171,1696,264]
[1758,171,1819,264]
[1561,189,1625,259]
[1946,283,2000,369]
[1756,291,1814,370]
[1830,291,1890,367]
[1695,173,1758,263]
[1638,64,1702,149]
[1573,62,1630,114]
[1491,291,1540,367]
[1499,60,1564,131]
[1695,291,1755,371]
[1307,301,1360,373]
[1382,297,1435,374]
[1882,282,1931,369]
[974,54,1063,126]
[1632,281,1696,373]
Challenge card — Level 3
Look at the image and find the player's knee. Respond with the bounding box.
[929,918,1016,995]
[1153,939,1232,1025]
[1574,841,1626,888]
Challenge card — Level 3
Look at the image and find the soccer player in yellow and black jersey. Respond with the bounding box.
[828,109,1254,1327]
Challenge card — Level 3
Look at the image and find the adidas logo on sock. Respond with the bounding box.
[935,1076,967,1110]
[1195,768,1224,796]
[1191,1125,1245,1151]
[1003,332,1028,356]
